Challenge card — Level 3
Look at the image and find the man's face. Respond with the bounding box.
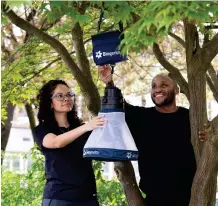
[151,75,177,107]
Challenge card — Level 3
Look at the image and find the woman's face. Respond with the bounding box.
[51,84,75,114]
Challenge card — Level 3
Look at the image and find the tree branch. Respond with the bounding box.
[208,65,218,93]
[202,33,218,66]
[22,35,92,84]
[130,11,140,23]
[128,54,153,78]
[205,25,218,30]
[114,161,144,206]
[153,43,190,100]
[25,103,36,137]
[24,8,36,43]
[2,4,84,83]
[204,32,218,101]
[1,103,15,155]
[2,4,101,113]
[169,32,185,48]
[2,4,60,67]
[71,22,92,77]
[206,74,218,103]
[39,15,63,31]
[211,114,218,133]
[183,21,202,77]
[23,56,62,83]
[78,1,89,14]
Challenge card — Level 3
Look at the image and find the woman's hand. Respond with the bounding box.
[98,65,113,84]
[84,116,107,132]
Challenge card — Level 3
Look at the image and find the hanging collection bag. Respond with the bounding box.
[91,10,127,66]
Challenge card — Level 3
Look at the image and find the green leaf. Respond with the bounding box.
[77,14,91,25]
[50,1,64,9]
[1,15,8,25]
[46,11,59,23]
[6,0,32,7]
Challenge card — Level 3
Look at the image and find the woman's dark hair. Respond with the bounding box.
[37,79,81,127]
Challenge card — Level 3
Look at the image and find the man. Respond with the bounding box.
[98,65,206,206]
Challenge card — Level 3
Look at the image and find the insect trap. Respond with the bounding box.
[83,83,138,161]
[83,10,137,161]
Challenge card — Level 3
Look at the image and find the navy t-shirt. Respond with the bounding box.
[34,123,97,202]
[125,104,196,201]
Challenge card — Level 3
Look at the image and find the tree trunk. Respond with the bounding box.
[114,161,144,206]
[71,22,101,114]
[184,21,218,206]
[208,115,218,206]
[207,171,218,206]
[188,71,207,162]
[189,116,218,206]
[1,102,15,164]
[25,103,36,137]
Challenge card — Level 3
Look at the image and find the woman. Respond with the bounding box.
[34,80,106,206]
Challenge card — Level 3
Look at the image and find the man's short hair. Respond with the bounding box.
[152,73,179,90]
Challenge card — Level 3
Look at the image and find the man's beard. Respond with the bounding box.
[151,91,175,107]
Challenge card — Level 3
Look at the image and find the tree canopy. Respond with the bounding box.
[1,1,218,206]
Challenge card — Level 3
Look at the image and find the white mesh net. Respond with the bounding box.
[84,112,138,151]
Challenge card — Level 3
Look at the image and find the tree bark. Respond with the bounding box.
[114,161,144,206]
[206,74,218,103]
[207,170,218,206]
[169,32,185,48]
[189,115,218,206]
[207,65,218,93]
[1,103,15,164]
[71,22,101,114]
[25,103,36,137]
[188,72,207,161]
[71,22,92,77]
[201,33,218,67]
[184,21,218,206]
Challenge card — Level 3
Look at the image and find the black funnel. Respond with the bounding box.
[101,84,123,110]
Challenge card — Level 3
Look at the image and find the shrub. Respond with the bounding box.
[1,146,45,206]
[1,146,127,206]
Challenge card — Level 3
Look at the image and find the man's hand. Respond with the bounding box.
[199,130,208,141]
[199,124,210,142]
[98,65,113,84]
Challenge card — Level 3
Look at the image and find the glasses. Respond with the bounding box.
[51,92,75,101]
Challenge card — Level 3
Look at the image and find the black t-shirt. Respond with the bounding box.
[125,104,196,200]
[33,123,97,202]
